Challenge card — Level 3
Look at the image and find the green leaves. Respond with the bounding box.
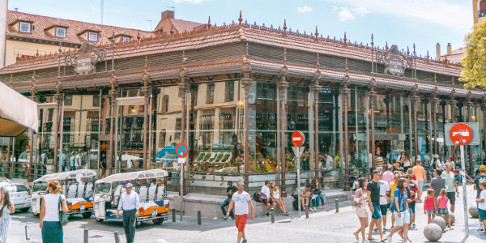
[461,19,486,88]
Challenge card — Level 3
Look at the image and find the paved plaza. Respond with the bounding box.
[5,185,485,243]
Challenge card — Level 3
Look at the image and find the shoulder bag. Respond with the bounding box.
[58,195,68,226]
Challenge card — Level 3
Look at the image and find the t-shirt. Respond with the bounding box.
[407,183,418,200]
[367,180,380,206]
[383,171,394,184]
[430,177,445,197]
[261,186,271,198]
[413,166,425,181]
[227,186,238,199]
[474,175,486,198]
[479,190,486,211]
[378,180,390,205]
[441,171,456,192]
[393,189,408,212]
[424,196,436,211]
[390,181,397,198]
[232,191,251,215]
[437,195,448,209]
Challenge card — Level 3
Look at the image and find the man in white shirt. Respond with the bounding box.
[260,180,276,216]
[378,176,391,231]
[324,153,334,169]
[115,183,140,243]
[227,181,254,243]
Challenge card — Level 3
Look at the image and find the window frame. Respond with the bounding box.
[121,36,131,42]
[55,27,66,38]
[19,22,31,33]
[88,32,98,42]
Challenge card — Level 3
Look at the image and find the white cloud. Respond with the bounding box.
[173,0,204,3]
[338,7,355,22]
[297,6,313,13]
[327,0,471,33]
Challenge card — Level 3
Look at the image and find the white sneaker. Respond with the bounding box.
[386,236,392,243]
[313,207,317,211]
[309,208,314,211]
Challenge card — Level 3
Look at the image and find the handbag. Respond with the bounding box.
[58,195,68,226]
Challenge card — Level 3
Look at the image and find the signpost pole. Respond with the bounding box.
[460,145,469,237]
[180,163,184,222]
[176,142,188,222]
[296,146,301,218]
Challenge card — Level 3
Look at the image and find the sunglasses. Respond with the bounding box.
[238,185,244,187]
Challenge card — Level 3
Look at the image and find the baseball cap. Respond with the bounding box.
[480,165,486,172]
[125,183,133,188]
[227,181,233,185]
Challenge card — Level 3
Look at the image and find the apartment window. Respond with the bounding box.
[55,27,66,37]
[206,84,215,104]
[162,95,169,112]
[65,95,72,106]
[121,36,131,42]
[19,22,31,33]
[92,95,100,107]
[225,81,234,102]
[88,32,98,42]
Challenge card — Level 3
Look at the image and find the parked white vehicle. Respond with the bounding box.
[94,169,170,224]
[30,169,97,218]
[0,181,30,213]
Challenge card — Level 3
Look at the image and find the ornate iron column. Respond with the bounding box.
[369,77,376,170]
[178,53,190,195]
[343,59,351,191]
[141,56,150,169]
[241,60,252,191]
[431,83,439,155]
[108,73,117,176]
[312,55,322,180]
[279,48,289,196]
[411,84,419,161]
[466,91,473,174]
[29,72,37,180]
[449,89,456,161]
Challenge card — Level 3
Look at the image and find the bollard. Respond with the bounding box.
[172,209,176,222]
[197,211,201,225]
[305,204,309,219]
[84,229,89,243]
[271,208,275,223]
[335,199,339,213]
[114,232,120,243]
[25,225,30,240]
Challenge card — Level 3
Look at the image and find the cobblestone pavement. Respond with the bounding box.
[6,184,486,243]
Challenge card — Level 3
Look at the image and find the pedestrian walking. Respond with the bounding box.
[367,170,385,242]
[476,181,486,233]
[115,183,140,243]
[226,181,254,243]
[423,188,438,224]
[441,163,459,213]
[99,153,107,178]
[389,171,401,229]
[40,180,68,243]
[221,181,237,220]
[429,169,445,198]
[437,189,453,230]
[378,174,391,232]
[353,177,369,242]
[0,189,14,243]
[386,178,410,243]
[412,160,426,201]
[474,165,486,232]
[382,165,395,184]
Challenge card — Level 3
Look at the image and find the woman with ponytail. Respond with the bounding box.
[40,180,68,243]
[0,189,15,243]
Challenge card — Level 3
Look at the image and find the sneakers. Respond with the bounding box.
[412,223,416,229]
[242,240,247,243]
[223,217,228,220]
[265,213,270,217]
[309,208,314,212]
[477,228,485,232]
[283,212,289,216]
[313,207,317,211]
[386,236,392,243]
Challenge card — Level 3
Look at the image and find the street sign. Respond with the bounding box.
[291,131,305,147]
[445,122,480,146]
[177,157,187,164]
[291,146,305,158]
[176,142,188,158]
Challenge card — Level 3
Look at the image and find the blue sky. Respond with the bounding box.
[6,0,474,57]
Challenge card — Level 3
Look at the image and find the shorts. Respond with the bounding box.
[408,201,416,213]
[417,181,424,189]
[438,208,449,215]
[235,214,248,232]
[479,209,486,221]
[372,205,382,220]
[263,197,274,205]
[380,205,388,216]
[356,207,369,218]
[426,210,436,215]
[394,211,410,226]
[447,192,456,205]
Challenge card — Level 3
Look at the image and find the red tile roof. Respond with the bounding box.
[7,10,153,45]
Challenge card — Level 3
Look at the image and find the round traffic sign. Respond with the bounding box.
[176,142,188,158]
[449,123,473,145]
[291,131,305,147]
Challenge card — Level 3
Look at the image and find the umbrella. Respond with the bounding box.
[0,82,38,136]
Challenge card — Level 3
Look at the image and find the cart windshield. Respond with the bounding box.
[33,181,48,192]
[95,183,111,195]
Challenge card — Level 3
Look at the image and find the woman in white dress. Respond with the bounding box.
[0,189,15,243]
[353,177,371,243]
[269,182,289,216]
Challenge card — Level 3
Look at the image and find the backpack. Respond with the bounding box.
[252,192,263,202]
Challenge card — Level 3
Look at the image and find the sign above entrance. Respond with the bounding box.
[176,142,188,158]
[291,131,305,147]
[445,122,480,146]
[376,44,412,77]
[66,43,106,75]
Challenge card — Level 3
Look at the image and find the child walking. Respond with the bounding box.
[476,181,486,233]
[437,189,453,230]
[423,189,438,224]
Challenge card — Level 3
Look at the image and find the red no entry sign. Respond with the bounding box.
[176,142,188,158]
[291,131,305,147]
[449,123,473,145]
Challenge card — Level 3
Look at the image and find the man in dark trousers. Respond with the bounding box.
[115,183,140,243]
[221,181,238,220]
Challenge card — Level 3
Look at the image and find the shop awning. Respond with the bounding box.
[156,146,177,159]
[0,82,38,136]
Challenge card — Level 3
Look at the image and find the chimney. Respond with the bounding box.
[161,10,174,21]
[436,42,441,61]
[447,43,452,55]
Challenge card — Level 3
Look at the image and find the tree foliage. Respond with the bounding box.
[461,18,486,88]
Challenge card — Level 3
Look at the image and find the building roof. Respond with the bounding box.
[163,18,204,33]
[7,10,153,45]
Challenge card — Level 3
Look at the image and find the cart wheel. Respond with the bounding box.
[153,218,164,225]
[83,212,92,218]
[95,218,104,222]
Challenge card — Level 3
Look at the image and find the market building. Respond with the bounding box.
[1,11,485,195]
